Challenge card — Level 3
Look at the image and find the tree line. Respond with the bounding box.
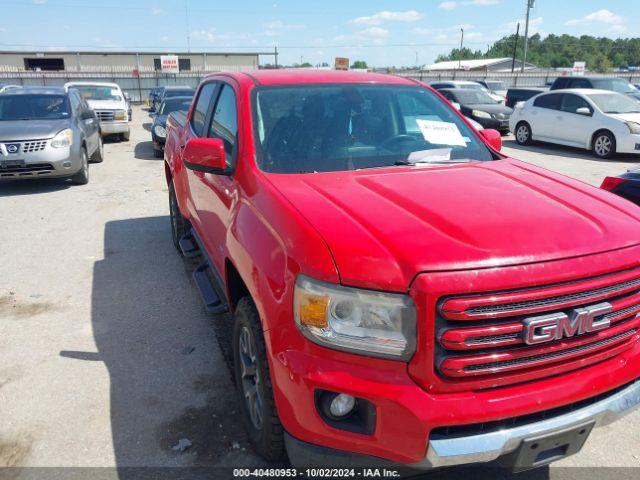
[436,34,640,72]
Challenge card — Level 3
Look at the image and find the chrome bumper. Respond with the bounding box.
[100,121,129,135]
[418,380,640,468]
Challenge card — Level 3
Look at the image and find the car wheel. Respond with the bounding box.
[90,136,104,163]
[233,296,285,461]
[515,122,532,145]
[71,148,89,185]
[592,131,616,159]
[153,148,163,159]
[120,131,130,142]
[168,183,187,252]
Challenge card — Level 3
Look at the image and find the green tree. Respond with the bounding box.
[351,60,368,69]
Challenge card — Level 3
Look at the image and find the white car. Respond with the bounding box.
[510,89,640,159]
[64,82,130,141]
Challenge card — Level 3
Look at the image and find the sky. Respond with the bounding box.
[1,0,639,67]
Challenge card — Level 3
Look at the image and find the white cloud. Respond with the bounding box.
[439,0,499,10]
[439,2,457,11]
[151,7,163,16]
[565,9,626,33]
[333,27,390,46]
[351,10,423,26]
[501,17,544,36]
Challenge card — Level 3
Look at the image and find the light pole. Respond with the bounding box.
[459,28,464,70]
[521,0,535,72]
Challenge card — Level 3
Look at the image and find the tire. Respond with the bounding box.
[592,131,616,159]
[515,122,533,146]
[120,130,130,142]
[90,136,104,163]
[71,148,89,185]
[168,183,187,252]
[233,296,285,461]
[154,148,163,159]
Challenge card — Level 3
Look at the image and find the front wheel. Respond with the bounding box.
[120,131,130,142]
[233,297,285,461]
[90,136,104,163]
[168,183,187,252]
[592,131,616,159]
[71,148,89,185]
[515,122,533,145]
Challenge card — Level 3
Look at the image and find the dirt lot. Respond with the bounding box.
[1,105,639,478]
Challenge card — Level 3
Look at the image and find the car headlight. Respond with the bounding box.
[114,109,128,121]
[293,275,416,360]
[153,125,167,138]
[472,110,493,119]
[51,128,73,148]
[626,122,640,134]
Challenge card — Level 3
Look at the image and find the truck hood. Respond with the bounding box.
[85,99,126,110]
[0,119,70,141]
[266,159,640,291]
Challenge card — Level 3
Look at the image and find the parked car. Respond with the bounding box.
[475,79,508,98]
[151,96,193,158]
[505,87,547,108]
[164,70,640,472]
[0,86,102,184]
[601,169,640,205]
[154,86,195,112]
[550,76,640,103]
[439,88,513,134]
[510,88,640,158]
[65,81,130,141]
[148,86,163,111]
[431,80,505,104]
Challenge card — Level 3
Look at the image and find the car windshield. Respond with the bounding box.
[0,94,70,121]
[588,93,640,114]
[160,98,192,115]
[165,89,194,98]
[72,85,123,101]
[461,83,483,91]
[591,79,638,94]
[253,84,494,174]
[453,89,497,104]
[485,81,506,91]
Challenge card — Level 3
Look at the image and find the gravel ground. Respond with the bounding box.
[1,106,639,479]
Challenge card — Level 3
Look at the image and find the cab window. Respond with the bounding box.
[191,82,217,136]
[208,84,238,167]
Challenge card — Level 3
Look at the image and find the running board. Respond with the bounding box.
[193,262,230,315]
[179,232,201,258]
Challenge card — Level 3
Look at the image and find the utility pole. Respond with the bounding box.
[521,0,535,72]
[274,46,279,69]
[459,28,464,70]
[185,0,191,53]
[511,22,520,73]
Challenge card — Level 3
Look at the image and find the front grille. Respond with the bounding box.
[22,140,48,153]
[436,268,640,386]
[96,110,115,122]
[0,163,55,177]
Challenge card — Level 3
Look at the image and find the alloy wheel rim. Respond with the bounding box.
[517,126,529,143]
[595,136,611,156]
[239,326,263,430]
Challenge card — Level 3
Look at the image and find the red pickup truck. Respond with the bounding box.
[164,70,640,471]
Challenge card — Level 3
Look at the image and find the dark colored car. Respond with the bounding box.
[154,86,195,112]
[439,88,513,134]
[601,169,640,205]
[505,87,547,108]
[151,96,193,158]
[148,86,163,112]
[550,77,640,103]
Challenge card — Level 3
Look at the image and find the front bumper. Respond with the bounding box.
[100,121,129,135]
[473,116,511,133]
[0,144,83,180]
[615,132,640,154]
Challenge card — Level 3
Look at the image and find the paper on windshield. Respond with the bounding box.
[416,119,466,147]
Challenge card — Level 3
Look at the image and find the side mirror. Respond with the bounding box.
[479,128,502,151]
[81,109,95,120]
[576,107,592,116]
[183,137,227,173]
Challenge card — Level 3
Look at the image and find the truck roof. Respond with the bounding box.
[208,69,417,87]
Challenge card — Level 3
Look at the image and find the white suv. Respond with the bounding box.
[65,82,130,141]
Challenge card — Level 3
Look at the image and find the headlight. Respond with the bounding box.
[472,110,492,119]
[626,122,640,134]
[293,275,416,360]
[114,109,128,121]
[153,125,167,138]
[51,128,73,148]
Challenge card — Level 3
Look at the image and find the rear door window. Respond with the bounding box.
[533,93,562,110]
[190,82,217,136]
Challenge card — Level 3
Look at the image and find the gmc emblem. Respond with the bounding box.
[522,302,613,345]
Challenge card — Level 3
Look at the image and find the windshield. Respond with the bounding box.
[588,93,640,114]
[591,79,638,94]
[160,98,192,115]
[0,94,70,121]
[72,85,123,102]
[253,84,493,173]
[165,89,195,98]
[453,89,497,104]
[485,81,506,91]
